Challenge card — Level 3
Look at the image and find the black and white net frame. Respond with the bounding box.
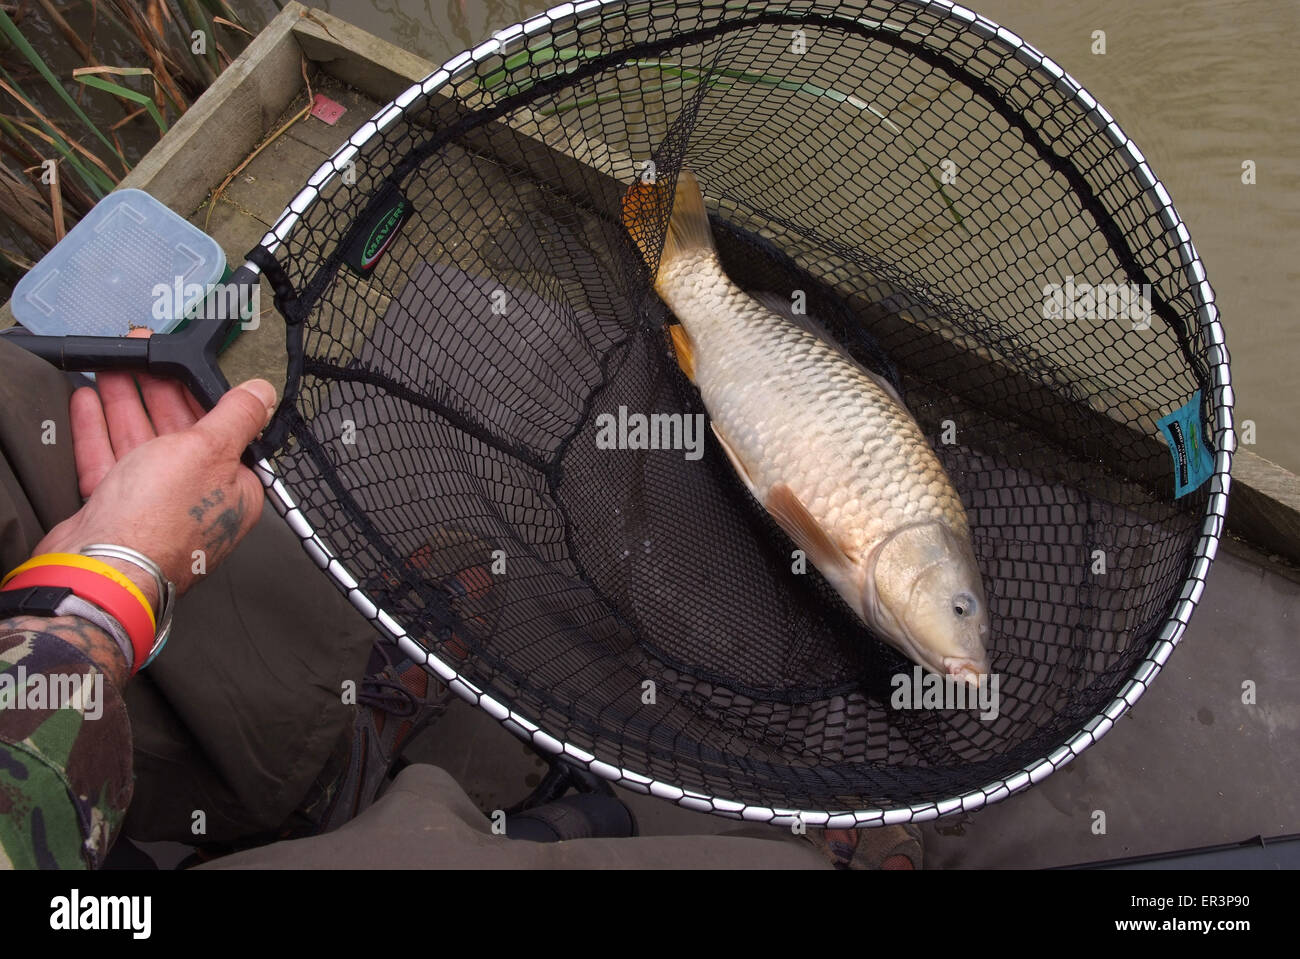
[236,0,1237,821]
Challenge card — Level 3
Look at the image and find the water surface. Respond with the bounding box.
[301,0,1299,471]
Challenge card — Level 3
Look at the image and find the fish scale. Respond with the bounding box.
[658,251,970,559]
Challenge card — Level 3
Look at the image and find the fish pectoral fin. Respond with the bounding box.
[668,323,697,383]
[711,430,856,576]
[711,422,757,497]
[766,482,854,575]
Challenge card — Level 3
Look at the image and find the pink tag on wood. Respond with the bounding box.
[310,94,346,125]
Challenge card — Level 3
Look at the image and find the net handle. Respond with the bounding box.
[5,263,259,412]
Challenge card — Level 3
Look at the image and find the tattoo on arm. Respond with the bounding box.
[202,490,246,557]
[0,615,129,690]
[188,486,247,559]
[188,487,226,523]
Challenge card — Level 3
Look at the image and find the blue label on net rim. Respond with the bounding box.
[1157,390,1214,498]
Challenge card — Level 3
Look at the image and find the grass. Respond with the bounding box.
[0,0,280,292]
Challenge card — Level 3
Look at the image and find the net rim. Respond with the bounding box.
[246,0,1235,823]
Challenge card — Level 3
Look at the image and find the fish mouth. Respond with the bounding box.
[881,610,990,686]
[942,656,990,688]
[903,638,989,687]
[882,625,986,687]
[884,574,991,685]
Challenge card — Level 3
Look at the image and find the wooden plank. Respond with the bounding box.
[220,122,332,226]
[119,2,306,211]
[1225,450,1300,564]
[281,83,382,156]
[291,7,630,222]
[290,7,439,101]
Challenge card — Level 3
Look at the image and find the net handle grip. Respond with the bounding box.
[4,264,260,412]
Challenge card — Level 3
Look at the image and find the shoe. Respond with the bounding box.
[408,531,497,661]
[805,823,923,869]
[377,528,498,662]
[304,530,497,833]
[309,638,455,832]
[506,794,638,842]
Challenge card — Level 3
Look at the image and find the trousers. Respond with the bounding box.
[0,337,832,868]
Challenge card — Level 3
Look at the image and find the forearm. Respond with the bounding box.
[0,614,133,869]
[3,614,131,690]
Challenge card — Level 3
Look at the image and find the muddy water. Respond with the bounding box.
[304,0,1297,473]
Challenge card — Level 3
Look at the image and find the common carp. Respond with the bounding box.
[623,171,991,683]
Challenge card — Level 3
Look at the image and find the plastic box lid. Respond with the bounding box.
[10,188,226,337]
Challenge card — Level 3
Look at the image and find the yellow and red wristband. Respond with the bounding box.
[1,553,157,675]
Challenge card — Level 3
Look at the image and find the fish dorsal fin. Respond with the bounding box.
[766,482,854,575]
[711,422,756,497]
[668,323,697,383]
[748,291,906,407]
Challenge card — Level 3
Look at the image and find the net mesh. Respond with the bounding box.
[250,0,1224,814]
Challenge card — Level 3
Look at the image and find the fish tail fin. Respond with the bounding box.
[622,169,715,280]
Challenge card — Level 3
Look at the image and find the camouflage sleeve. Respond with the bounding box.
[0,619,133,869]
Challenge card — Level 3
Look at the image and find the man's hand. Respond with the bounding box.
[34,330,277,603]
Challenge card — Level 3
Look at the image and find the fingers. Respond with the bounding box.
[69,387,116,499]
[97,331,157,455]
[117,326,199,434]
[192,379,276,458]
[182,389,207,422]
[137,371,201,434]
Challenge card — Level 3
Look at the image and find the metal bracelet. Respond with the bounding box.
[80,544,176,668]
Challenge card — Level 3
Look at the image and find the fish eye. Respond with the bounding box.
[953,592,977,618]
